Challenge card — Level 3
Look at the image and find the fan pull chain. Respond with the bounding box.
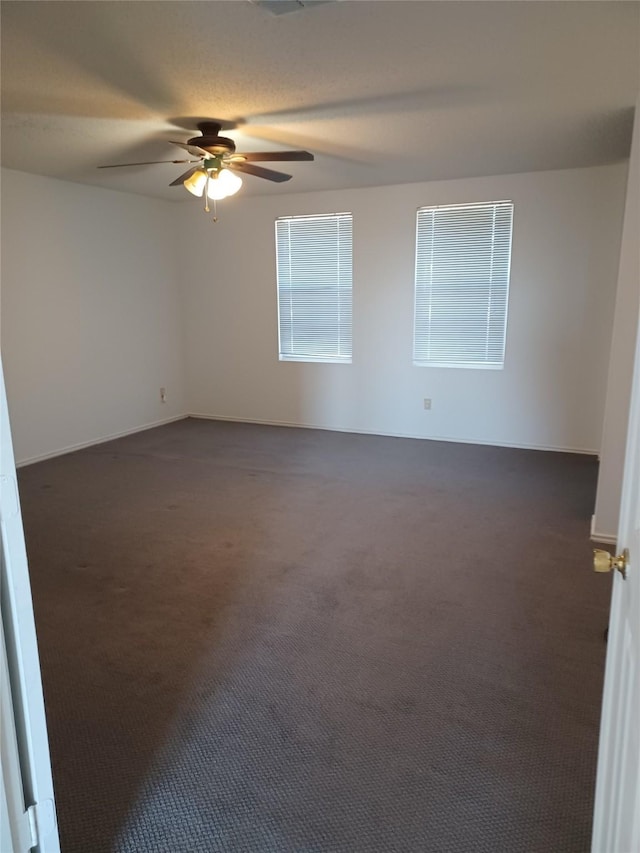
[200,174,219,221]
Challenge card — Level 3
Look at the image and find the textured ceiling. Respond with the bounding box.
[1,0,638,201]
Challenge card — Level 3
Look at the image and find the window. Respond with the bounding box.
[276,213,352,363]
[413,200,514,369]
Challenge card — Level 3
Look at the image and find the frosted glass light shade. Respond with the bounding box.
[183,170,207,197]
[217,168,243,196]
[206,174,229,200]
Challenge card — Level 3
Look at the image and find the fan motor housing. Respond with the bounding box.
[192,135,236,155]
[190,121,236,155]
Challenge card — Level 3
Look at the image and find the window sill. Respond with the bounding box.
[279,355,352,365]
[413,361,504,370]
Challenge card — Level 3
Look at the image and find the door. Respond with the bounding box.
[1,356,59,853]
[591,296,640,852]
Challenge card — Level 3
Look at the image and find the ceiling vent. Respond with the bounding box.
[250,0,337,15]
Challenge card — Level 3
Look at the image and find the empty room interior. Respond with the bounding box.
[1,1,640,852]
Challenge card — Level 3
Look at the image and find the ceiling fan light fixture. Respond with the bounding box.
[183,169,208,197]
[98,119,314,215]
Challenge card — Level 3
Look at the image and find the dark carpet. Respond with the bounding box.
[18,418,610,852]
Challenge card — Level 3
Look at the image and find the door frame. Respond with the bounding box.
[1,356,60,853]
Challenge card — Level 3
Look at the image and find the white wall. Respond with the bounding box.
[593,104,640,541]
[181,164,626,453]
[0,162,628,467]
[0,169,186,464]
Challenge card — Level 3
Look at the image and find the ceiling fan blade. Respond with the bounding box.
[169,166,201,187]
[229,162,292,183]
[240,126,369,165]
[232,151,314,162]
[170,140,211,158]
[98,159,198,169]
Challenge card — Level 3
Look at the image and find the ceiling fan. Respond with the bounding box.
[98,120,314,212]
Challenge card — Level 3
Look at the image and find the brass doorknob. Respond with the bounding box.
[593,548,628,579]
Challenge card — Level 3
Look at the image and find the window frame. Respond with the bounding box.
[413,199,514,370]
[275,212,353,365]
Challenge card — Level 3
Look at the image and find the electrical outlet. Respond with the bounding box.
[160,387,166,403]
[423,398,432,410]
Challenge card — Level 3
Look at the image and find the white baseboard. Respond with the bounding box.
[187,412,599,455]
[590,514,617,545]
[17,410,600,468]
[16,414,189,467]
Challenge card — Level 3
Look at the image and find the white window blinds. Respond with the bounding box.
[414,200,514,368]
[276,213,353,363]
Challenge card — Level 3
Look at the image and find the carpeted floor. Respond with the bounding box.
[18,418,610,852]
